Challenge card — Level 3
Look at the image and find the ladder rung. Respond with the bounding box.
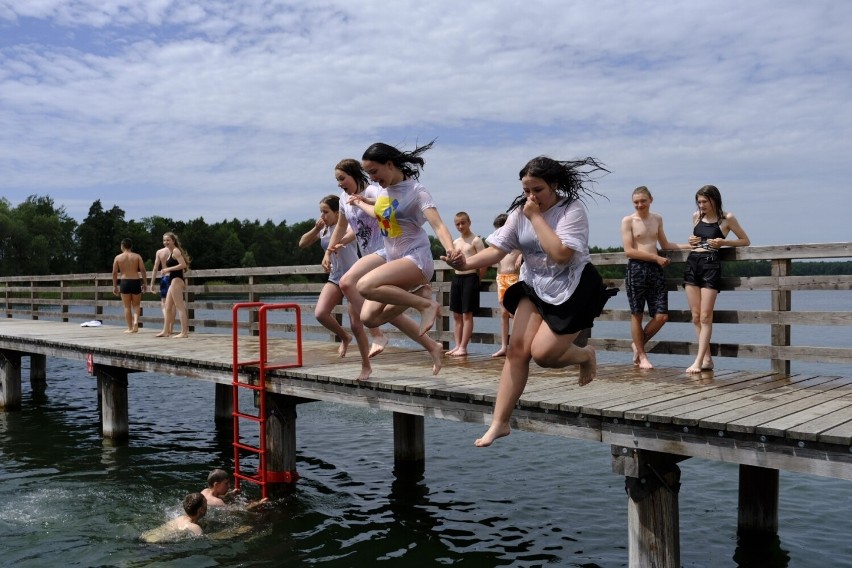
[233,382,263,391]
[234,441,262,453]
[234,411,262,422]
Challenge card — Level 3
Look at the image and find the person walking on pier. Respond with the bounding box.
[299,194,360,358]
[347,140,459,376]
[156,232,191,338]
[323,159,389,381]
[445,156,616,447]
[112,238,147,333]
[683,185,750,374]
[620,186,684,369]
[150,241,175,336]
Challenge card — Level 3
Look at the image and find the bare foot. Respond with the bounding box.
[368,334,387,358]
[123,329,133,334]
[171,333,189,338]
[637,354,654,370]
[474,422,511,447]
[338,334,352,358]
[701,358,714,371]
[154,331,169,338]
[491,346,507,358]
[356,364,372,382]
[686,363,702,374]
[631,342,640,365]
[446,346,459,356]
[419,300,440,336]
[578,346,596,386]
[448,349,467,358]
[426,339,443,375]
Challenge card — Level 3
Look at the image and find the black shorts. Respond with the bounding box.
[626,260,668,316]
[450,273,480,314]
[684,251,721,290]
[119,279,142,295]
[503,263,617,335]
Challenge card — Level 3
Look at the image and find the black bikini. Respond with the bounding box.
[166,253,183,281]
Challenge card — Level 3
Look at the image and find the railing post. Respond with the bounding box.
[770,259,791,375]
[94,277,104,321]
[434,264,451,349]
[248,275,259,337]
[60,279,69,323]
[30,279,38,321]
[186,275,195,333]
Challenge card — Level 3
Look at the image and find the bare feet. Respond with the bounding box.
[701,358,714,371]
[356,364,372,382]
[448,348,467,358]
[171,333,189,338]
[637,353,654,370]
[154,331,169,338]
[578,346,596,386]
[338,334,352,358]
[474,422,511,447]
[419,300,440,336]
[124,329,133,334]
[686,361,702,374]
[368,334,387,358]
[426,339,443,375]
[131,325,138,333]
[491,346,507,358]
[446,346,459,356]
[631,342,640,365]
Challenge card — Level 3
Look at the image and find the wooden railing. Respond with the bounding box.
[2,242,850,374]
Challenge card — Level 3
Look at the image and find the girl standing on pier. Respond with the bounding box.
[347,141,459,376]
[683,185,750,374]
[299,195,360,358]
[156,232,191,338]
[323,159,389,381]
[445,156,615,447]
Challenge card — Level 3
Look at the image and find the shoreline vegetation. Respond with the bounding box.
[1,195,849,278]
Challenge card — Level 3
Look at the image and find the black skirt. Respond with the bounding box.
[503,263,617,335]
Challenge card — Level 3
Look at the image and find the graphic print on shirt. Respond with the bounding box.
[374,196,402,238]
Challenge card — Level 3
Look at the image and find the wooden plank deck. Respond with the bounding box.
[2,319,852,480]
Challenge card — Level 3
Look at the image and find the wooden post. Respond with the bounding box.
[434,266,451,349]
[737,465,779,537]
[613,446,684,568]
[214,382,233,425]
[393,412,425,478]
[186,276,195,333]
[770,259,791,375]
[0,349,22,410]
[30,353,47,400]
[95,365,129,442]
[265,393,299,497]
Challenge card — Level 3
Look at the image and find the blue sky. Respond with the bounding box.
[1,1,850,248]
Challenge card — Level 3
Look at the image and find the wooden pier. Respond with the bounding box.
[2,242,851,567]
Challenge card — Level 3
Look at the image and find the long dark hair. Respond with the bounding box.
[509,156,609,212]
[335,158,369,193]
[695,185,724,220]
[362,140,435,181]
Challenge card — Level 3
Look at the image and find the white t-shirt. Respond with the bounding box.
[320,223,359,284]
[372,178,436,281]
[486,199,590,304]
[339,184,383,256]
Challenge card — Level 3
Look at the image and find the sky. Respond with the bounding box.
[1,0,850,248]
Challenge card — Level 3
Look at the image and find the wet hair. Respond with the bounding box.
[335,158,369,193]
[207,469,229,487]
[183,492,206,516]
[632,186,652,199]
[319,194,340,213]
[163,232,191,269]
[509,156,609,212]
[454,211,470,222]
[695,185,724,219]
[362,139,435,181]
[121,238,133,250]
[493,213,508,228]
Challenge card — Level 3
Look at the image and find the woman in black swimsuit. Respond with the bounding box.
[684,185,750,373]
[155,232,191,338]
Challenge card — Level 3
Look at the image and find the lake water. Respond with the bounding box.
[2,289,852,567]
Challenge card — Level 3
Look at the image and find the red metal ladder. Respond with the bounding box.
[231,302,302,499]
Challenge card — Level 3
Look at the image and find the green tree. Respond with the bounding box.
[75,200,128,272]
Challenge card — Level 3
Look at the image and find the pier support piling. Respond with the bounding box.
[94,365,129,442]
[214,382,232,425]
[737,464,779,537]
[265,393,299,497]
[613,447,685,568]
[0,349,22,410]
[30,354,47,400]
[393,412,425,478]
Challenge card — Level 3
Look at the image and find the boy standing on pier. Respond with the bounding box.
[488,213,523,357]
[112,238,147,334]
[447,212,485,357]
[620,186,679,369]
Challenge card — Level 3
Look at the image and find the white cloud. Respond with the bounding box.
[0,0,850,246]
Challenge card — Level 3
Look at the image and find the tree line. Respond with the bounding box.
[1,195,849,277]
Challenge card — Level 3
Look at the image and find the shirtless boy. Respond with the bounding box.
[488,213,523,357]
[112,238,147,333]
[620,186,678,369]
[447,212,485,357]
[140,492,207,542]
